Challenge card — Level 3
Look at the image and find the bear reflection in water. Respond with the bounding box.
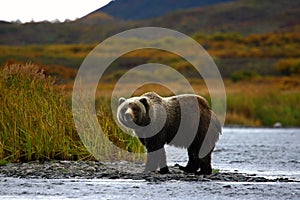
[117,92,221,175]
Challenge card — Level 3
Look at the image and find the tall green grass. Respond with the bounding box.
[0,63,145,163]
[226,90,300,127]
[0,63,89,162]
[72,95,145,162]
[96,98,145,155]
[253,92,300,126]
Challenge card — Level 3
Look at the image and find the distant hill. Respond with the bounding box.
[142,0,300,34]
[95,0,235,20]
[77,12,118,25]
[82,0,300,35]
[0,0,299,45]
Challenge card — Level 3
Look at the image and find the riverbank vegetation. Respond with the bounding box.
[225,77,300,126]
[0,63,144,163]
[1,62,299,163]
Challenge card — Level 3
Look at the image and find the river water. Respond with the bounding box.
[1,128,299,199]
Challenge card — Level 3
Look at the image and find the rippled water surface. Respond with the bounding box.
[1,128,299,199]
[168,128,300,180]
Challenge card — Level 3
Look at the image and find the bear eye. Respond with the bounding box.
[132,107,139,112]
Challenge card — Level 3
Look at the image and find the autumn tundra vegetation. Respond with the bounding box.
[0,30,299,163]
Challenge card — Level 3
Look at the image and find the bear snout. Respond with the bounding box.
[124,108,135,123]
[125,112,132,121]
[118,111,133,128]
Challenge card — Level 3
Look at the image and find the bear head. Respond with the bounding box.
[117,96,151,129]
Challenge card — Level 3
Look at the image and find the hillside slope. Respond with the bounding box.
[95,0,235,20]
[142,0,300,34]
[0,0,299,45]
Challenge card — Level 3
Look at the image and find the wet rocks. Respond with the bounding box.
[0,160,298,183]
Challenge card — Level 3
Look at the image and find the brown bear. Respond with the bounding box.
[117,92,221,175]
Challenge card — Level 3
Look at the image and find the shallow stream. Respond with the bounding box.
[1,128,299,199]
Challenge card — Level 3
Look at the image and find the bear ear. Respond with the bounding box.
[139,97,149,111]
[118,97,126,105]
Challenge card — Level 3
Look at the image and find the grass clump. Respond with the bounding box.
[0,63,89,162]
[0,159,9,166]
[72,93,145,162]
[212,168,220,173]
[96,98,145,156]
[0,62,145,163]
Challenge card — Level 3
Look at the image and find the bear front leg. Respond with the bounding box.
[157,147,169,174]
[144,152,158,173]
[144,148,169,174]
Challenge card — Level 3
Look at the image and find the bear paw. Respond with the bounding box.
[195,167,212,175]
[159,166,170,174]
[175,163,198,173]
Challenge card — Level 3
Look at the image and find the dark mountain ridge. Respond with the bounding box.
[0,0,299,45]
[95,0,235,20]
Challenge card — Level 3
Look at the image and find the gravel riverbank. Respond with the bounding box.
[0,160,297,183]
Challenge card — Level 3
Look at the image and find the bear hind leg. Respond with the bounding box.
[177,149,213,175]
[196,153,212,175]
[177,150,200,173]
